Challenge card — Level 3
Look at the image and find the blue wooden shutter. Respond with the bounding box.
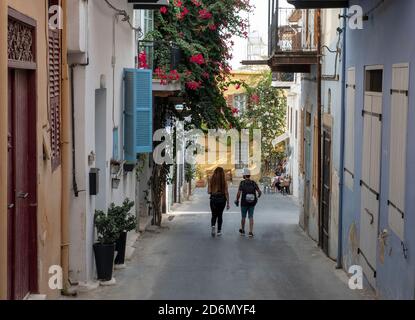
[123,68,153,163]
[134,69,153,153]
[112,127,119,160]
[124,69,136,162]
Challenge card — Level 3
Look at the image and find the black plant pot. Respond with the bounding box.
[93,243,115,281]
[115,231,127,265]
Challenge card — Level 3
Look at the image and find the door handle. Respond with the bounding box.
[364,208,374,225]
[17,192,29,199]
[8,204,15,209]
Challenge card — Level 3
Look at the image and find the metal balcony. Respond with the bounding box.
[137,40,182,72]
[287,0,349,9]
[137,40,183,95]
[128,0,169,9]
[268,2,319,73]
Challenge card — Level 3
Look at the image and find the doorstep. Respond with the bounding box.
[26,294,47,300]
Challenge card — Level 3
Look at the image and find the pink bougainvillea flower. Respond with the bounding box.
[231,107,239,115]
[160,6,168,14]
[208,24,217,31]
[190,53,205,65]
[168,70,180,81]
[198,9,212,19]
[235,83,241,90]
[174,0,183,8]
[186,81,202,90]
[251,94,260,104]
[202,72,210,79]
[138,51,149,69]
[191,0,202,7]
[181,7,189,18]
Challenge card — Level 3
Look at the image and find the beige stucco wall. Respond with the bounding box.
[5,0,63,299]
[0,0,8,301]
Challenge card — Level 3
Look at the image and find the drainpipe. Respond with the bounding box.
[336,8,348,270]
[69,0,89,198]
[60,0,73,296]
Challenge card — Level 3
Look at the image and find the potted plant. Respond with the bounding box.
[93,209,119,281]
[195,166,207,188]
[110,199,137,266]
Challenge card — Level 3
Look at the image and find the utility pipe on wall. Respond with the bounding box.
[60,0,72,295]
[336,8,348,270]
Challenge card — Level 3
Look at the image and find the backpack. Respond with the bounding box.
[241,180,257,205]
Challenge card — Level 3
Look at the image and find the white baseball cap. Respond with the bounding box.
[243,168,251,176]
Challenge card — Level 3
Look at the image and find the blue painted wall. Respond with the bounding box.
[342,0,415,299]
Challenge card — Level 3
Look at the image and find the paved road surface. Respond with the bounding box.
[72,188,372,300]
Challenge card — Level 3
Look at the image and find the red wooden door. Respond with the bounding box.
[7,70,15,300]
[7,69,38,300]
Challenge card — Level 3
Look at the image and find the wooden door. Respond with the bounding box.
[359,91,382,289]
[7,69,37,300]
[304,126,312,231]
[7,70,14,300]
[344,68,356,190]
[388,64,409,241]
[321,129,331,255]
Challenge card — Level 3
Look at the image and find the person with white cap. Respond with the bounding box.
[234,168,262,238]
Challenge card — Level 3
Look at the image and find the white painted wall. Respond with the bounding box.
[321,9,343,260]
[68,0,136,285]
[286,76,302,199]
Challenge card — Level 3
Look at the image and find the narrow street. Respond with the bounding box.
[72,188,371,300]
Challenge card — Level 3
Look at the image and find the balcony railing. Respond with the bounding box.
[269,6,317,56]
[137,40,182,72]
[273,72,295,82]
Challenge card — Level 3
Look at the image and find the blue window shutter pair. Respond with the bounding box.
[123,68,153,163]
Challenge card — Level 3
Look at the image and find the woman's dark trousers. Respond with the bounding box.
[210,200,226,231]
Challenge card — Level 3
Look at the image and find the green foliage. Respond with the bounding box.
[94,210,119,245]
[146,0,252,130]
[94,199,137,244]
[109,199,137,233]
[185,163,195,183]
[240,71,287,173]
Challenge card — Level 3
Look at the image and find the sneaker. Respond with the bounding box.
[239,229,245,236]
[249,232,254,238]
[217,231,222,236]
[211,226,216,237]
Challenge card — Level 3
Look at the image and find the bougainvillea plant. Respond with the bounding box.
[147,0,253,129]
[240,72,288,175]
[145,0,252,226]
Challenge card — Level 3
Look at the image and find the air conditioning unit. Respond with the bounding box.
[123,69,153,163]
[128,0,170,10]
[67,0,88,53]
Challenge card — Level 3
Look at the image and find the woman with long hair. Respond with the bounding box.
[208,167,230,237]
